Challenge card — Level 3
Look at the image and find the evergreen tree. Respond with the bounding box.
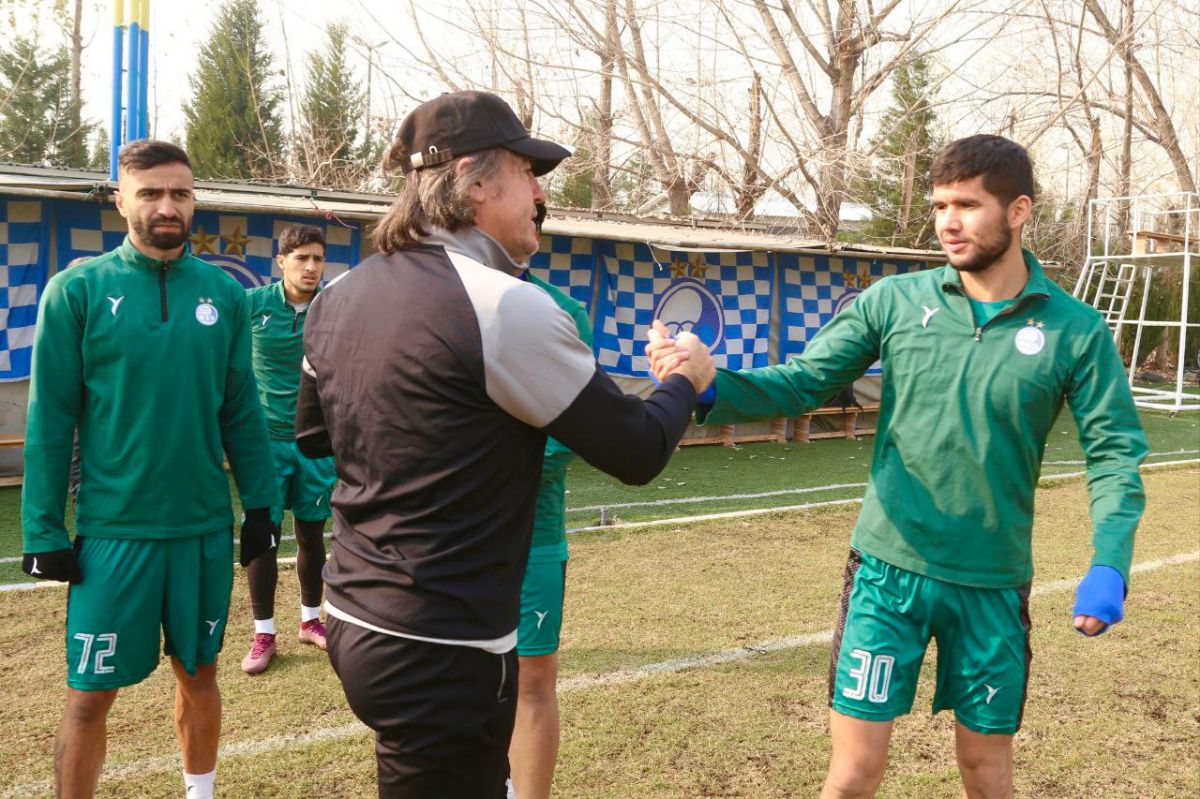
[89,127,110,171]
[297,22,365,189]
[853,57,942,249]
[0,31,90,167]
[548,112,601,209]
[184,0,284,180]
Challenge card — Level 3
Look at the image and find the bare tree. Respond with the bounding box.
[742,0,970,239]
[1083,0,1196,195]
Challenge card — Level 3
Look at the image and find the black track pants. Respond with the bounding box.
[327,617,518,798]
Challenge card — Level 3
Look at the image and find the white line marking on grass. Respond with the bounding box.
[568,498,864,534]
[1038,458,1200,483]
[1,549,1196,798]
[557,630,836,691]
[567,482,869,513]
[0,722,372,799]
[4,460,1197,586]
[1043,449,1199,466]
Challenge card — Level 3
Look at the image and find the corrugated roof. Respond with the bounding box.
[0,164,945,261]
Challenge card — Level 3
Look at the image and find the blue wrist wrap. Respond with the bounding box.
[1072,565,1126,635]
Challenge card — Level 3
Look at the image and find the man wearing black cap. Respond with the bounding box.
[296,91,714,798]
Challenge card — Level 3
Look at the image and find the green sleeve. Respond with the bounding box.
[541,437,575,483]
[1065,320,1149,584]
[571,302,593,348]
[220,289,280,511]
[533,282,591,531]
[21,275,84,552]
[698,286,882,426]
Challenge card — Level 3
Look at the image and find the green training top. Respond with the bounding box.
[247,280,319,440]
[22,238,280,551]
[699,250,1147,588]
[527,272,593,561]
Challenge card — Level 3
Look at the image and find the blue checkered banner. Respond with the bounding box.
[780,254,927,373]
[527,233,597,311]
[53,201,362,289]
[593,241,773,376]
[0,199,50,381]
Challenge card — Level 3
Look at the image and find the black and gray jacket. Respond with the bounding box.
[296,226,695,646]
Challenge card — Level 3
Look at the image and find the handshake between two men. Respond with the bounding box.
[645,319,717,400]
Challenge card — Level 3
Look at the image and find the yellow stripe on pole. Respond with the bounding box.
[113,0,124,26]
[138,0,149,30]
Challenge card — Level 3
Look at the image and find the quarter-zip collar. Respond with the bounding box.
[115,235,190,271]
[271,276,321,309]
[423,225,526,277]
[939,248,1052,303]
[940,248,1052,341]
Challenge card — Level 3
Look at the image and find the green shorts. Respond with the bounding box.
[270,439,336,523]
[516,548,567,657]
[65,530,234,691]
[829,549,1032,734]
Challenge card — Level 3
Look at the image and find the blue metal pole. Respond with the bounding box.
[137,0,149,138]
[125,20,141,143]
[109,2,124,179]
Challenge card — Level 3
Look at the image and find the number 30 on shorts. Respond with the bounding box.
[74,633,118,675]
[842,648,894,703]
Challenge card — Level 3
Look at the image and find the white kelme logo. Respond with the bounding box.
[921,305,940,328]
[206,619,221,636]
[30,557,41,575]
[258,313,270,328]
[984,683,1001,704]
[534,610,549,630]
[107,295,125,316]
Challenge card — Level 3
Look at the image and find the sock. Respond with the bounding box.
[254,617,276,635]
[300,604,322,623]
[506,777,516,799]
[183,769,215,799]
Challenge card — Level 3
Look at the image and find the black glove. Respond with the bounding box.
[22,548,82,584]
[239,507,279,567]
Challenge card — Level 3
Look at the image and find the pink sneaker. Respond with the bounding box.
[298,618,328,651]
[241,633,276,674]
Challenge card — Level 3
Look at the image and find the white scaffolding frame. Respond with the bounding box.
[1073,192,1199,413]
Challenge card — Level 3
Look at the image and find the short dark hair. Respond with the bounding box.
[929,135,1035,206]
[278,224,326,257]
[117,139,191,174]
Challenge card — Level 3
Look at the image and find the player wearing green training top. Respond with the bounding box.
[20,140,280,799]
[240,224,336,675]
[646,135,1147,799]
[508,206,594,799]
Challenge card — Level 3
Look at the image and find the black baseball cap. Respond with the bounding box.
[397,91,571,177]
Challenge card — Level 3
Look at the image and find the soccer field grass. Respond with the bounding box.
[0,468,1196,798]
[1,406,1196,587]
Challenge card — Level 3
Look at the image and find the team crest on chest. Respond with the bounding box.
[195,297,219,326]
[1014,319,1045,355]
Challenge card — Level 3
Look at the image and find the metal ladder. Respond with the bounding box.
[1091,262,1138,333]
[1076,259,1139,337]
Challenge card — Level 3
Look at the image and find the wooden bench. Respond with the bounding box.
[679,424,736,447]
[682,406,881,448]
[680,418,791,448]
[1132,230,1189,255]
[0,435,25,487]
[791,404,880,443]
